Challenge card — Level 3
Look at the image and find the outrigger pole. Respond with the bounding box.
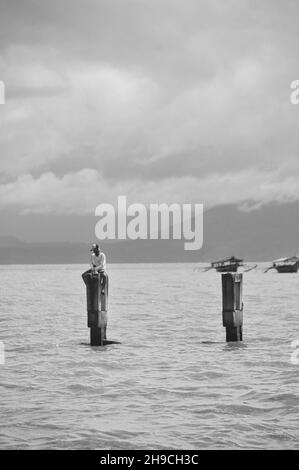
[243,264,257,272]
[264,266,274,273]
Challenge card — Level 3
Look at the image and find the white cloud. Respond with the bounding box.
[0,0,299,214]
[0,167,299,215]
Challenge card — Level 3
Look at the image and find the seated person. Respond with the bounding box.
[82,244,107,294]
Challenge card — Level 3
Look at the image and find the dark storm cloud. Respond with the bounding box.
[0,0,299,212]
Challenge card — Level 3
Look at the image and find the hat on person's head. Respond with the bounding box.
[90,243,100,251]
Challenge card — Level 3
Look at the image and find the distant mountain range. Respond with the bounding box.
[0,202,299,263]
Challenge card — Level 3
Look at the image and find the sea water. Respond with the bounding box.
[0,263,298,449]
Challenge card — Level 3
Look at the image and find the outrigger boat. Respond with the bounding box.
[264,256,299,273]
[197,255,257,273]
[210,256,243,272]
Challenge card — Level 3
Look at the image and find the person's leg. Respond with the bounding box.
[99,271,107,293]
[99,272,108,340]
[99,272,108,310]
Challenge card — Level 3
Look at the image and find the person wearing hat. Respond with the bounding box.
[90,243,106,274]
[82,243,107,290]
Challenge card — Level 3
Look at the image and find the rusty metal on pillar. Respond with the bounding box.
[222,273,243,342]
[83,272,108,346]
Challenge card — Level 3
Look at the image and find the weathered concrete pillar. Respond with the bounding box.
[83,272,108,346]
[222,273,243,342]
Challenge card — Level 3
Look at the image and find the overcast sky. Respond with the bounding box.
[0,0,299,218]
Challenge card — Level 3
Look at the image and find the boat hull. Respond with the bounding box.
[215,265,238,273]
[275,265,298,273]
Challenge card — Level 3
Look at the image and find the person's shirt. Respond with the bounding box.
[91,251,106,272]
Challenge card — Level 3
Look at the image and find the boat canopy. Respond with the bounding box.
[211,256,243,267]
[273,256,299,263]
[273,256,299,266]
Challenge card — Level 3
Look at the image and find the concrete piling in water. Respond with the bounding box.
[83,272,109,346]
[222,273,243,342]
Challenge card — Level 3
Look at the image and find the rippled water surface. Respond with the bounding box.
[0,263,298,449]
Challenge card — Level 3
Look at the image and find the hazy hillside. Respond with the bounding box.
[0,202,298,263]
